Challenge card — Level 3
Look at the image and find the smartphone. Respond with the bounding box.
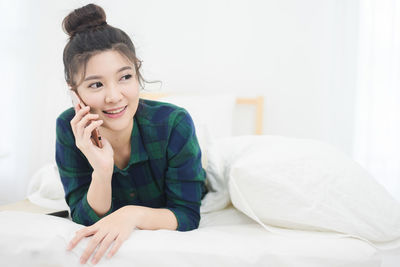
[70,91,103,148]
[47,210,69,218]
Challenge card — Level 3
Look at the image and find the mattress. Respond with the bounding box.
[0,204,392,267]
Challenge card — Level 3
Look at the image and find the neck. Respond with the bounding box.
[100,118,133,152]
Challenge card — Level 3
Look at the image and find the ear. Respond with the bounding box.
[136,58,142,69]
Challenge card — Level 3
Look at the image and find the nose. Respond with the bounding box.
[105,86,123,103]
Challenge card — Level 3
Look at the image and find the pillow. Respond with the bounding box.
[213,135,400,249]
[200,139,230,213]
[200,134,257,214]
[26,162,69,211]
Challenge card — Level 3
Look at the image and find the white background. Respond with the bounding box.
[1,0,396,204]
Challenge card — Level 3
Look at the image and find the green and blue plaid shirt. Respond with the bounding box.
[55,99,208,231]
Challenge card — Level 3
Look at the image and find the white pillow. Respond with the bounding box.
[27,162,65,200]
[26,162,69,211]
[200,139,231,213]
[200,133,262,214]
[217,135,400,249]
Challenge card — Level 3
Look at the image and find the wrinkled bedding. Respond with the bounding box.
[0,205,382,267]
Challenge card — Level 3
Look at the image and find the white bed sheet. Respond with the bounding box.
[0,204,388,267]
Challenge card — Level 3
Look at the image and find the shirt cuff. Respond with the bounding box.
[166,207,200,231]
[81,192,114,225]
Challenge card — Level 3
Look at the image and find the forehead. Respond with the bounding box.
[85,50,132,75]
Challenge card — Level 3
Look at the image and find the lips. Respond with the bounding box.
[102,105,127,119]
[103,105,127,114]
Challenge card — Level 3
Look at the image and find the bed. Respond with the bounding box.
[0,206,384,267]
[1,92,399,267]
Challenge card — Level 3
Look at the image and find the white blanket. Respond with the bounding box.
[0,206,383,267]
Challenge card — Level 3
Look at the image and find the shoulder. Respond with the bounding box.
[55,107,75,143]
[56,107,75,125]
[136,98,192,127]
[135,99,196,154]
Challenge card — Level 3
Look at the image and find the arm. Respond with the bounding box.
[87,170,113,217]
[124,206,178,231]
[163,108,207,231]
[56,116,114,225]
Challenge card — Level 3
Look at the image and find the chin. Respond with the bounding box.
[106,117,132,131]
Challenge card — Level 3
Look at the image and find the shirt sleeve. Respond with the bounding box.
[164,109,206,231]
[55,116,114,226]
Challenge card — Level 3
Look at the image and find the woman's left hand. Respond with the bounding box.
[66,206,141,265]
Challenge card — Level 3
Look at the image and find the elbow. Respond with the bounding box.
[174,206,201,232]
[187,211,200,231]
[185,218,200,232]
[71,209,95,227]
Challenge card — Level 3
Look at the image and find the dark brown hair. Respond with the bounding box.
[62,4,153,91]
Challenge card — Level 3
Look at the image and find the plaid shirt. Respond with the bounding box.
[55,99,208,231]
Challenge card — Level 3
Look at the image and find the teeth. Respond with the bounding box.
[105,106,125,114]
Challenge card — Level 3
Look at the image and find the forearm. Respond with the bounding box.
[125,206,178,231]
[87,170,112,217]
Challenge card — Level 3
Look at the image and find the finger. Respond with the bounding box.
[80,232,107,265]
[79,102,85,110]
[70,106,91,134]
[76,113,99,130]
[75,113,100,139]
[71,105,89,124]
[107,235,126,259]
[83,120,103,143]
[67,227,96,251]
[73,103,80,113]
[91,232,119,265]
[70,105,91,129]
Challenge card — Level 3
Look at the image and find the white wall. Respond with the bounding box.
[108,0,359,153]
[0,0,359,204]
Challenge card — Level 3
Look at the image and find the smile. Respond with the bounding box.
[102,105,127,118]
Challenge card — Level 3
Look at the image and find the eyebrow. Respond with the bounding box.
[83,66,133,82]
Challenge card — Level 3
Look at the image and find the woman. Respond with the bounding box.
[55,3,207,265]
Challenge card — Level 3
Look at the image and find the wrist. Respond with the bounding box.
[93,168,113,180]
[122,205,145,228]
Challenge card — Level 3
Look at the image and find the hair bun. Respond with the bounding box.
[62,3,107,38]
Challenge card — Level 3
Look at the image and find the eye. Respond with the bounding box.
[89,81,103,89]
[121,74,132,81]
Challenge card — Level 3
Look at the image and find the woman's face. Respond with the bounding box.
[75,50,140,133]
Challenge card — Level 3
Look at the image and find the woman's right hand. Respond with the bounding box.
[70,103,114,174]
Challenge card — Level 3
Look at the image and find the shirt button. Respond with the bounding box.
[129,192,135,197]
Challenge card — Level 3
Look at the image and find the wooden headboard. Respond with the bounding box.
[140,92,264,135]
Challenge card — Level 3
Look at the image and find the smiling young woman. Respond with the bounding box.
[75,50,139,159]
[55,3,208,265]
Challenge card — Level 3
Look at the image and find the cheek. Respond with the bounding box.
[127,83,140,100]
[82,94,104,111]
